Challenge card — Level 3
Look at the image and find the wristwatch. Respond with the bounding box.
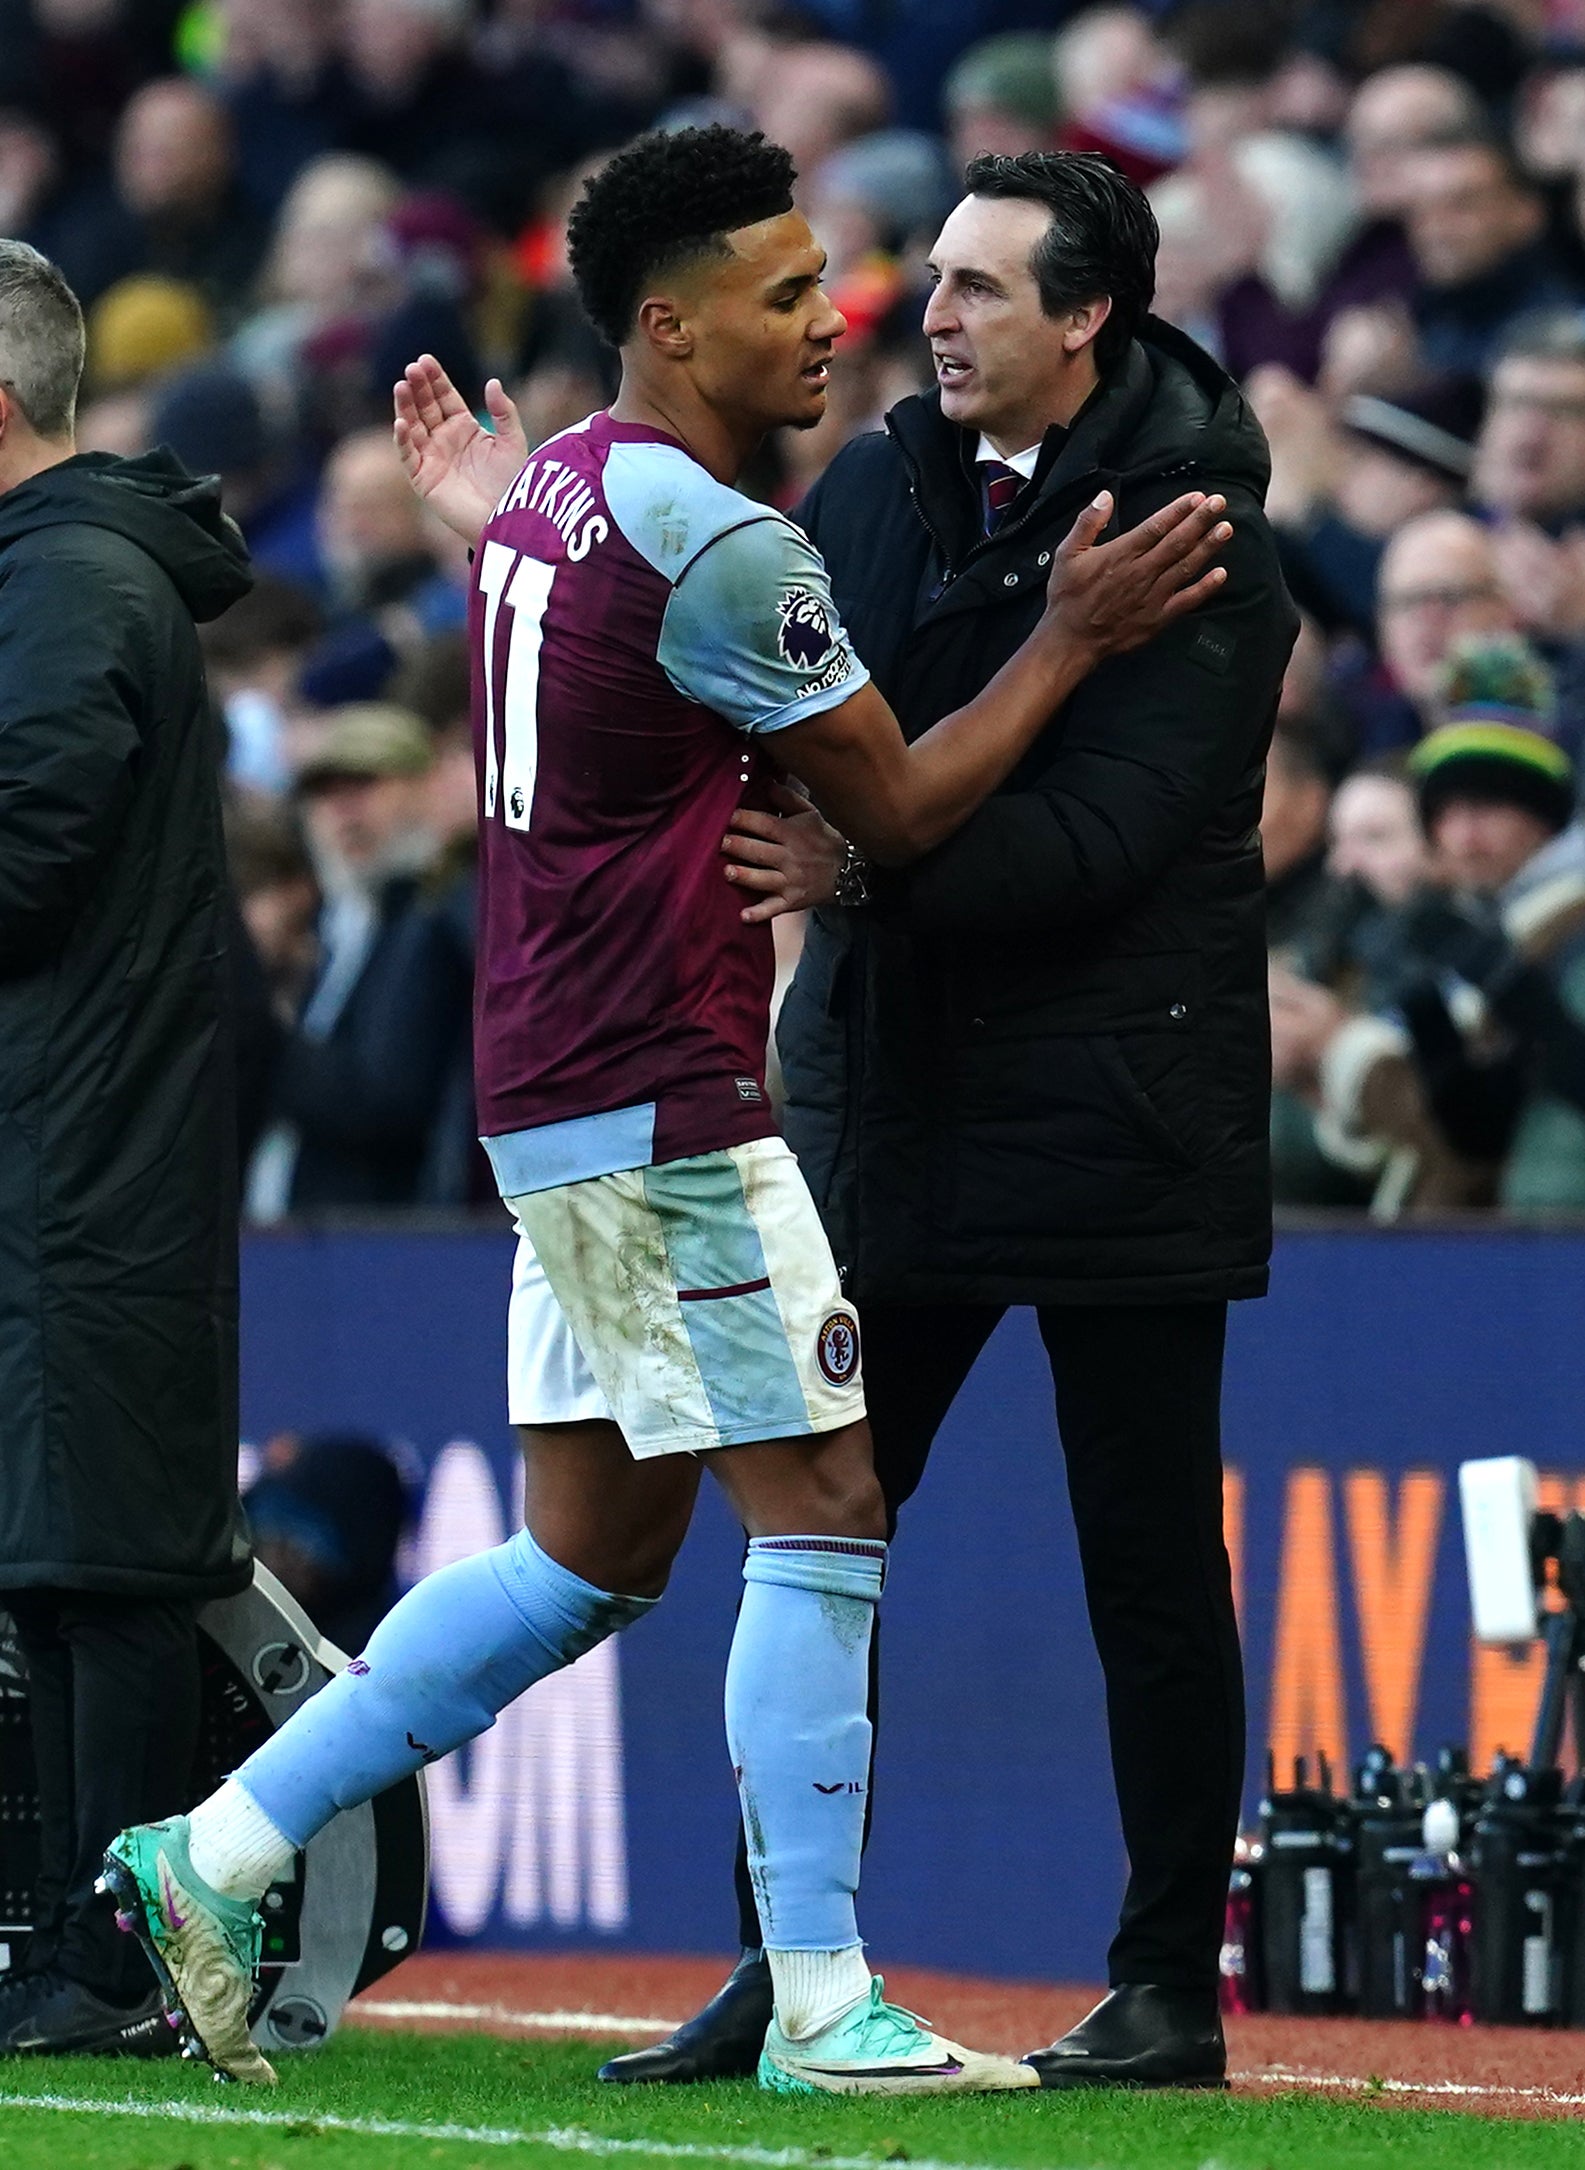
[834,840,871,908]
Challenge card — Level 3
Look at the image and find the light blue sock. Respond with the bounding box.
[725,1535,886,1952]
[235,1528,656,1847]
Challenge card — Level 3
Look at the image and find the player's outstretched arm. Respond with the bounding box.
[773,490,1231,866]
[393,353,529,544]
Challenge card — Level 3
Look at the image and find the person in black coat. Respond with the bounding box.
[0,241,253,2054]
[609,155,1298,2089]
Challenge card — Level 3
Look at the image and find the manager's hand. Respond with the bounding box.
[722,783,844,922]
[1046,489,1232,664]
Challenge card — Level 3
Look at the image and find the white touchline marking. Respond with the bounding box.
[347,2008,1585,2110]
[351,2001,683,2036]
[0,2094,1074,2170]
[1233,2066,1585,2108]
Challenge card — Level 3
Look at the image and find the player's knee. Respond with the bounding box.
[606,1543,676,1602]
[805,1431,887,1541]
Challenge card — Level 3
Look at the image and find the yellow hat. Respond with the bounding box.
[88,276,214,392]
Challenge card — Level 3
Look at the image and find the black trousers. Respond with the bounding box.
[5,1589,202,2001]
[734,1299,1244,1991]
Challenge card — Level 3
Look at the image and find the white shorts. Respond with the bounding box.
[504,1135,865,1460]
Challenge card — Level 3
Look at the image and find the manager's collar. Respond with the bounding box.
[975,435,1041,481]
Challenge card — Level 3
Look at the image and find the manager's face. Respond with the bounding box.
[922,193,1075,451]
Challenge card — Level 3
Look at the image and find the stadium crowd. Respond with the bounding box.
[11,0,1585,1215]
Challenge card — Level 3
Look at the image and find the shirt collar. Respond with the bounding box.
[975,434,1041,481]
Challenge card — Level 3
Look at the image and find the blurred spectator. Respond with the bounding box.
[244,1433,410,1653]
[389,630,484,1201]
[210,0,350,217]
[1268,752,1430,1210]
[337,0,592,228]
[943,35,1061,169]
[1398,712,1585,1208]
[1274,660,1583,1215]
[1257,367,1480,635]
[1345,64,1483,225]
[1418,690,1570,902]
[1152,131,1361,380]
[1054,6,1183,187]
[742,42,891,189]
[202,573,326,795]
[806,130,955,281]
[147,361,324,593]
[317,423,458,623]
[231,153,403,413]
[1475,312,1585,528]
[1400,133,1579,376]
[1368,509,1518,745]
[48,77,269,319]
[227,797,321,1022]
[0,109,63,254]
[1162,0,1295,160]
[1328,760,1434,911]
[0,0,155,176]
[245,703,472,1215]
[294,424,465,702]
[1516,61,1585,195]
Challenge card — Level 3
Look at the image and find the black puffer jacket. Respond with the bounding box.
[782,319,1299,1305]
[0,450,253,1596]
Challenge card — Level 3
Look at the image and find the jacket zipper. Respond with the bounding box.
[894,420,1206,596]
[906,479,955,592]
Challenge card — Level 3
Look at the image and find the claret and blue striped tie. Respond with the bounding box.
[982,461,1023,534]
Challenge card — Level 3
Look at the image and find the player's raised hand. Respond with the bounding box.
[1044,490,1232,661]
[393,354,530,546]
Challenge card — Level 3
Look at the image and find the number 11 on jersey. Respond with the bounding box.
[477,541,555,831]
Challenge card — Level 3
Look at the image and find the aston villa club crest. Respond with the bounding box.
[777,586,837,669]
[816,1309,860,1386]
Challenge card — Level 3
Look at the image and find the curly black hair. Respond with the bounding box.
[567,127,798,349]
[963,152,1158,372]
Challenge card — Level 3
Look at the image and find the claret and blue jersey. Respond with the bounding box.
[470,411,870,1200]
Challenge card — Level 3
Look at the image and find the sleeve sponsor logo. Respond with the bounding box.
[778,586,840,669]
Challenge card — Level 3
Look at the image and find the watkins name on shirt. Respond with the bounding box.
[493,456,609,560]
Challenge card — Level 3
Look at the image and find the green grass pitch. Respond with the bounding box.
[0,2031,1577,2170]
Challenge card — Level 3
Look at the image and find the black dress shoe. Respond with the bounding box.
[1021,1984,1227,2090]
[0,1971,177,2058]
[597,1948,772,2084]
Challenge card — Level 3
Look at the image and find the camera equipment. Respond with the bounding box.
[1469,1756,1567,2024]
[1352,1745,1477,2022]
[0,1562,427,2056]
[1256,1751,1353,2015]
[1458,1457,1585,2025]
[1352,1745,1428,2019]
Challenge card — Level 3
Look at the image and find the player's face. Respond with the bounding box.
[684,210,847,433]
[923,194,1086,453]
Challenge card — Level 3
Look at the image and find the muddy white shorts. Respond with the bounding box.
[504,1136,864,1460]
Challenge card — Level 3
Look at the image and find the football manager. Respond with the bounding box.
[0,240,251,2056]
[608,152,1299,2090]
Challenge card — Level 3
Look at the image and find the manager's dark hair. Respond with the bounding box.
[568,126,797,348]
[963,151,1158,373]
